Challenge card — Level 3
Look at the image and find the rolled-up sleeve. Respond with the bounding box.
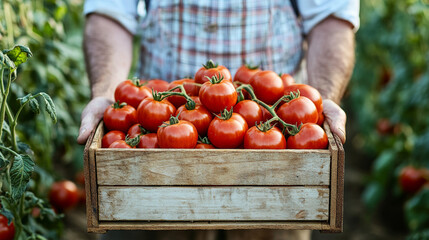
[299,0,360,35]
[84,0,139,34]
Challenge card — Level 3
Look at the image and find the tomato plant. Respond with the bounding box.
[114,79,152,108]
[137,92,176,132]
[195,60,232,85]
[199,74,237,113]
[233,100,263,127]
[244,123,286,149]
[49,181,79,212]
[167,78,198,108]
[176,102,213,136]
[399,166,428,194]
[127,124,159,148]
[0,214,14,240]
[283,84,323,115]
[102,130,126,148]
[157,115,198,148]
[276,91,318,126]
[207,109,248,148]
[250,70,284,105]
[233,64,260,84]
[143,79,170,92]
[280,73,295,86]
[287,123,328,149]
[103,102,137,132]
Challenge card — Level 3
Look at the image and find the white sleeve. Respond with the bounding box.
[298,0,360,35]
[83,0,139,34]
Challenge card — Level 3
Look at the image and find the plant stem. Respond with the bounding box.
[0,70,13,139]
[159,85,195,105]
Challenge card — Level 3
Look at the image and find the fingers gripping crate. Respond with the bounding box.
[83,122,344,233]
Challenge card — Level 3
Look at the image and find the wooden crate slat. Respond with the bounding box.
[98,186,330,221]
[96,149,331,186]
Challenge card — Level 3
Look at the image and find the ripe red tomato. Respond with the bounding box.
[127,124,159,148]
[102,130,126,148]
[250,70,284,105]
[195,137,215,149]
[0,214,14,240]
[199,76,237,113]
[284,84,323,115]
[233,100,263,127]
[114,79,153,108]
[166,78,198,108]
[261,104,273,122]
[207,110,248,148]
[109,140,134,148]
[144,79,170,92]
[103,102,137,132]
[234,64,260,84]
[190,96,201,105]
[157,117,198,148]
[176,104,213,136]
[399,166,428,194]
[137,97,176,132]
[75,171,85,186]
[49,180,80,212]
[277,96,318,125]
[244,125,286,149]
[317,111,325,126]
[280,73,295,86]
[195,60,232,85]
[287,123,328,149]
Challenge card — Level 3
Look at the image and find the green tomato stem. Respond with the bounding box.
[0,70,13,139]
[159,84,196,107]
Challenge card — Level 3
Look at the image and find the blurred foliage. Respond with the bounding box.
[0,0,89,173]
[349,0,429,236]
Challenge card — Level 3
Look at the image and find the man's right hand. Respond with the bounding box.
[77,97,114,145]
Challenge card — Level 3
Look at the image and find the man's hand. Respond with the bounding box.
[323,99,346,144]
[77,97,113,144]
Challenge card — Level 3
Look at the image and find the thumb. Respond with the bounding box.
[323,99,347,144]
[77,97,113,145]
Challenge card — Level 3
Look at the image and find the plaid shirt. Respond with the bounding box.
[84,0,360,82]
[138,0,302,81]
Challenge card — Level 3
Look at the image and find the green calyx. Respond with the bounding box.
[138,125,149,135]
[215,107,234,120]
[255,121,274,132]
[283,90,301,102]
[152,89,163,101]
[245,63,260,70]
[206,73,224,84]
[161,114,180,127]
[202,59,218,69]
[286,123,303,136]
[125,135,141,147]
[185,99,196,110]
[198,136,211,145]
[113,101,127,109]
[131,77,143,87]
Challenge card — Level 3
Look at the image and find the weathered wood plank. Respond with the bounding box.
[324,121,339,231]
[90,221,331,231]
[96,149,331,186]
[98,187,330,221]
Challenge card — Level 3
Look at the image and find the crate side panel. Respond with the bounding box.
[98,186,330,221]
[96,150,331,185]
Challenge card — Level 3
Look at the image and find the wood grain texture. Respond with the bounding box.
[324,122,339,230]
[98,186,330,221]
[96,149,331,186]
[89,221,332,232]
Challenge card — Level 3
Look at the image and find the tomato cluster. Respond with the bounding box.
[102,60,328,149]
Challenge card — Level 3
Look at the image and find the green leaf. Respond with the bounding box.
[0,51,4,64]
[0,151,10,170]
[10,154,35,200]
[29,98,40,114]
[1,55,16,69]
[405,189,429,232]
[18,93,33,105]
[407,229,429,240]
[3,45,32,67]
[39,92,57,123]
[0,208,14,225]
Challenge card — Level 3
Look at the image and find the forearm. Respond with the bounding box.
[306,16,355,103]
[84,13,133,99]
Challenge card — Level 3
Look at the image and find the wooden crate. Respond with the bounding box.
[83,122,344,233]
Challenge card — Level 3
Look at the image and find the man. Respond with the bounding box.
[77,0,359,239]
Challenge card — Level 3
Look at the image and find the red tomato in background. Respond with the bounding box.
[280,73,295,86]
[195,60,232,85]
[244,125,286,149]
[207,112,248,148]
[157,119,198,148]
[49,181,79,212]
[102,130,126,148]
[103,102,137,133]
[261,104,273,122]
[287,123,328,149]
[199,78,237,113]
[109,140,134,148]
[399,166,428,194]
[317,111,325,126]
[144,79,170,92]
[114,79,152,108]
[0,214,14,240]
[127,124,159,148]
[233,100,263,127]
[276,96,318,125]
[284,84,323,115]
[190,96,201,105]
[250,70,284,105]
[176,105,213,136]
[167,78,198,108]
[195,143,216,149]
[137,98,176,132]
[234,64,261,84]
